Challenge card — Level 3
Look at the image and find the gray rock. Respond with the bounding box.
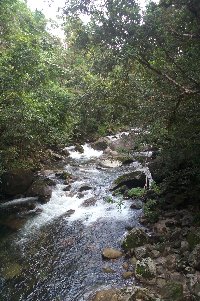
[189,244,200,271]
[130,200,143,210]
[160,281,183,301]
[134,246,148,260]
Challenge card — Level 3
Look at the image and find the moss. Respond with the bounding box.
[161,282,183,301]
[128,187,145,198]
[187,230,200,250]
[122,228,148,250]
[2,262,22,279]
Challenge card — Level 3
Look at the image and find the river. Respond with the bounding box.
[0,134,150,301]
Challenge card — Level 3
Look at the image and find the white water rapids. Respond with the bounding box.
[0,132,153,301]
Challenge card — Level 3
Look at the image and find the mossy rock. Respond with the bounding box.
[112,171,146,191]
[122,227,149,250]
[187,229,200,250]
[2,262,22,279]
[160,282,183,301]
[135,257,157,284]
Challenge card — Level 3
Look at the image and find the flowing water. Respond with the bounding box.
[0,136,150,301]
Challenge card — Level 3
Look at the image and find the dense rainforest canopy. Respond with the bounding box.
[0,0,200,201]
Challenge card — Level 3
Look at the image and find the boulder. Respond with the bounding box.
[122,271,134,279]
[160,281,184,301]
[135,257,157,284]
[0,196,38,215]
[90,289,124,301]
[26,178,52,203]
[1,169,34,196]
[74,144,84,153]
[122,228,149,251]
[189,244,200,271]
[79,185,92,192]
[82,197,97,207]
[91,137,110,150]
[111,171,146,191]
[130,200,143,210]
[102,248,123,259]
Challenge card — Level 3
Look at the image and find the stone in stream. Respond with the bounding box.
[111,171,146,191]
[122,271,134,279]
[102,248,123,259]
[90,289,123,301]
[82,197,97,207]
[91,137,109,150]
[79,185,92,192]
[102,266,116,273]
[26,178,53,203]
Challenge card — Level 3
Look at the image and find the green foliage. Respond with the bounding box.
[144,199,159,223]
[128,187,145,198]
[151,182,161,195]
[105,195,124,210]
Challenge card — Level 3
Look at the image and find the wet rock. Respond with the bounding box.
[64,209,75,217]
[135,257,157,284]
[130,200,143,210]
[74,144,84,153]
[122,271,134,279]
[130,256,137,266]
[2,262,23,279]
[26,178,52,203]
[99,159,122,168]
[102,248,123,259]
[90,289,124,301]
[0,196,39,215]
[111,171,146,191]
[63,185,71,191]
[82,198,97,207]
[160,281,183,301]
[79,185,92,192]
[189,244,200,271]
[61,148,70,156]
[122,262,129,270]
[122,228,149,251]
[49,150,64,161]
[0,217,26,231]
[91,137,109,150]
[102,266,116,273]
[1,169,34,196]
[55,171,72,181]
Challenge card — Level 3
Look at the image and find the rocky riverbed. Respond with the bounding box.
[0,130,199,301]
